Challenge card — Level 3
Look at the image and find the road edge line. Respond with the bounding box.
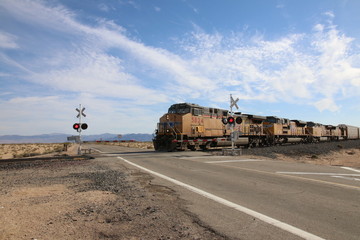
[341,167,360,173]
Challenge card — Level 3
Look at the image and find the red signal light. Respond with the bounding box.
[73,123,80,130]
[227,117,235,124]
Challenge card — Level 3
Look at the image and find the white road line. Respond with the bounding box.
[277,172,360,177]
[179,156,228,159]
[90,147,104,153]
[118,156,325,240]
[206,159,264,163]
[341,167,360,173]
[332,176,360,181]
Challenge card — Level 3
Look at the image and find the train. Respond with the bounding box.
[153,103,360,151]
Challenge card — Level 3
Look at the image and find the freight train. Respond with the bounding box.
[153,103,360,151]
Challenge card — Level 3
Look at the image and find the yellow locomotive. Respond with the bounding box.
[153,103,360,151]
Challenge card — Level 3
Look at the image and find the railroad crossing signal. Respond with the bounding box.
[73,104,87,155]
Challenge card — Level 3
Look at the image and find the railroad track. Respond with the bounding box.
[0,155,93,164]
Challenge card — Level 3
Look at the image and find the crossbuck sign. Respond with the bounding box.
[230,94,239,110]
[76,107,86,118]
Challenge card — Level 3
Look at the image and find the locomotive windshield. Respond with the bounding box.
[168,104,191,114]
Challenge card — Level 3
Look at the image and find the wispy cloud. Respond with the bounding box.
[175,20,360,111]
[0,31,18,49]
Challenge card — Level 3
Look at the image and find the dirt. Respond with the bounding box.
[0,155,225,240]
[1,140,359,240]
[241,139,360,168]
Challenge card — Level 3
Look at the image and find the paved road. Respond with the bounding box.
[88,144,360,240]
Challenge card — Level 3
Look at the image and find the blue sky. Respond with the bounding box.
[1,0,360,135]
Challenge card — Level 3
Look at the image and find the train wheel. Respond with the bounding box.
[166,142,176,152]
[200,144,209,151]
[188,145,196,151]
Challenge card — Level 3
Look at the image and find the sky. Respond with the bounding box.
[1,0,360,135]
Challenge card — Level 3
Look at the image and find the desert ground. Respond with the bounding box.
[0,140,359,239]
[0,143,75,159]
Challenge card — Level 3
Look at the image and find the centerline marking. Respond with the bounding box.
[332,176,360,181]
[276,172,360,177]
[117,156,325,240]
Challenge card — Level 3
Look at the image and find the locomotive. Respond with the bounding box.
[153,103,360,151]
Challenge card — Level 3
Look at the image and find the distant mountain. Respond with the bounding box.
[0,133,69,144]
[0,133,153,144]
[83,133,153,142]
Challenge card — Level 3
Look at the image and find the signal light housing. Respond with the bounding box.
[73,123,88,131]
[73,123,80,130]
[222,116,242,125]
[235,117,242,124]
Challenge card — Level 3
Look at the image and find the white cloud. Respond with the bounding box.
[0,31,18,49]
[176,21,360,111]
[98,3,110,12]
[30,48,168,104]
[314,98,340,112]
[0,0,217,104]
[324,11,335,19]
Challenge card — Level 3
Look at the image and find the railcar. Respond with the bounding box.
[153,103,360,151]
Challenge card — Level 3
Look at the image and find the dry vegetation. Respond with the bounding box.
[242,139,360,168]
[0,143,74,159]
[97,141,154,149]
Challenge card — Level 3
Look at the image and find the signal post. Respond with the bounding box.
[229,94,239,152]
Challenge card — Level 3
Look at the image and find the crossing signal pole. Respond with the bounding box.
[229,94,239,151]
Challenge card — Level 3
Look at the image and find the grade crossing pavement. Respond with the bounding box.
[88,144,360,240]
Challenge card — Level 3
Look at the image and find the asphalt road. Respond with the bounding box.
[88,144,360,240]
